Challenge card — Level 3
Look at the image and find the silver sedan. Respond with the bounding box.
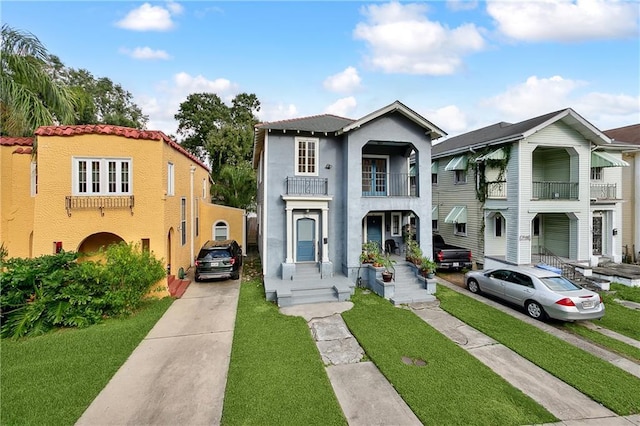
[465,266,605,321]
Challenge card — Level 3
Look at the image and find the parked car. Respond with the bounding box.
[195,240,242,282]
[465,266,604,321]
[433,234,473,271]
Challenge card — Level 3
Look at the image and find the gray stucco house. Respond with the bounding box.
[252,101,446,306]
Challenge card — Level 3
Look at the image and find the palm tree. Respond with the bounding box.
[0,24,76,136]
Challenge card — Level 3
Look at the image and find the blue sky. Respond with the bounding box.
[3,1,639,139]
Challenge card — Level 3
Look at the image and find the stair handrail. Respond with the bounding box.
[537,246,576,280]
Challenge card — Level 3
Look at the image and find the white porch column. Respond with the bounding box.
[286,206,294,263]
[322,207,329,262]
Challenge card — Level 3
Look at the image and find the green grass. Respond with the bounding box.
[562,322,640,362]
[610,283,640,303]
[0,297,173,426]
[436,286,640,415]
[221,257,346,426]
[597,292,640,341]
[342,290,556,426]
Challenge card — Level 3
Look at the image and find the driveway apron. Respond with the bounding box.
[76,279,240,426]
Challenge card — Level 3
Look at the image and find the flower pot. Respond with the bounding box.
[382,271,393,282]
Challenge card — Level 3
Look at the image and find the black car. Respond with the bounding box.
[195,240,242,282]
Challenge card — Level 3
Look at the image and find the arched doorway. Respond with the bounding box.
[77,232,125,261]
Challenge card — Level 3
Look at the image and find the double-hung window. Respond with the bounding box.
[181,198,187,245]
[73,157,132,195]
[167,162,175,196]
[296,137,318,176]
[590,167,602,180]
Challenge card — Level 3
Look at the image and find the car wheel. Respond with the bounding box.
[526,301,546,320]
[194,275,201,283]
[467,278,480,294]
[231,272,240,280]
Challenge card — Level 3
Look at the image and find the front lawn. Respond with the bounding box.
[221,256,346,425]
[436,286,640,415]
[342,290,556,426]
[0,297,173,425]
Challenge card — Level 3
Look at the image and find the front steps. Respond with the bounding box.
[265,263,354,307]
[365,258,436,305]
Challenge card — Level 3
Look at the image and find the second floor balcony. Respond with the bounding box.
[590,183,618,200]
[362,172,416,197]
[65,195,135,216]
[486,181,507,199]
[285,177,328,196]
[532,181,579,200]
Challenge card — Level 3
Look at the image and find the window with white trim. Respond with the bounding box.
[590,167,602,180]
[455,223,467,236]
[295,137,318,176]
[167,162,175,196]
[214,221,229,241]
[181,198,187,246]
[454,169,467,184]
[73,158,131,195]
[391,213,401,237]
[495,215,503,237]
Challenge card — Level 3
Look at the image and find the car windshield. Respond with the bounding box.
[540,276,582,291]
[201,249,231,260]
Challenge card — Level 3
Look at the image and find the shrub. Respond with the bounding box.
[0,243,166,339]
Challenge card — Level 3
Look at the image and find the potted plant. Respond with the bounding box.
[360,241,381,264]
[381,253,396,282]
[420,256,437,279]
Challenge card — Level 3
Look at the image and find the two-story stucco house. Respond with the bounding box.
[253,101,446,306]
[603,124,640,264]
[0,125,246,296]
[431,108,629,272]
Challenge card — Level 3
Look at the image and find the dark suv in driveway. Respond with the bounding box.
[195,240,242,282]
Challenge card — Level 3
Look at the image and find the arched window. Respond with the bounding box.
[214,221,229,241]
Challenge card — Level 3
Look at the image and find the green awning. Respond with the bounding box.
[409,165,416,176]
[444,155,467,171]
[591,151,629,168]
[444,206,467,224]
[431,161,438,173]
[432,205,438,217]
[476,147,506,162]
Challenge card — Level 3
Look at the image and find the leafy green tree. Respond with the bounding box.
[211,163,256,210]
[175,93,230,159]
[0,24,76,136]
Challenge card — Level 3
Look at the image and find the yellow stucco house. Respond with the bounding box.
[1,125,246,294]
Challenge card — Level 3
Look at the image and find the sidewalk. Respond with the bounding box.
[76,279,240,426]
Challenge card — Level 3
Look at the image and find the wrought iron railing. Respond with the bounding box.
[532,181,578,200]
[362,172,417,197]
[486,181,507,199]
[536,246,577,280]
[590,183,617,200]
[285,177,328,196]
[65,195,134,216]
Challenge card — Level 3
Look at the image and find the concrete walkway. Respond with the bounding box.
[76,279,240,426]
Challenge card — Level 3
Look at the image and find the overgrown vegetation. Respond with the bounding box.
[610,283,640,303]
[342,290,556,425]
[0,297,172,425]
[1,242,166,338]
[436,286,640,415]
[222,255,346,425]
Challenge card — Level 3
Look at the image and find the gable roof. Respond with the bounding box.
[432,108,611,158]
[339,100,447,140]
[256,114,355,133]
[34,124,209,171]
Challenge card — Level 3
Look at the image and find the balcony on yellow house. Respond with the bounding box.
[65,195,135,216]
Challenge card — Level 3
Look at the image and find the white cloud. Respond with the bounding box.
[257,103,299,123]
[136,72,240,135]
[323,67,362,94]
[482,75,586,120]
[353,1,486,75]
[425,105,468,136]
[480,75,639,130]
[119,47,171,60]
[487,0,640,42]
[116,2,181,31]
[324,97,357,117]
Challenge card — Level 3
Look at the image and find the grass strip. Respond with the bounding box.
[221,257,346,426]
[0,297,173,425]
[610,283,640,304]
[342,290,556,426]
[436,286,640,415]
[562,322,640,362]
[596,292,640,341]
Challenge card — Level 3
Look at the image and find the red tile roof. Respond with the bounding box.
[13,147,33,155]
[0,136,34,147]
[34,125,209,171]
